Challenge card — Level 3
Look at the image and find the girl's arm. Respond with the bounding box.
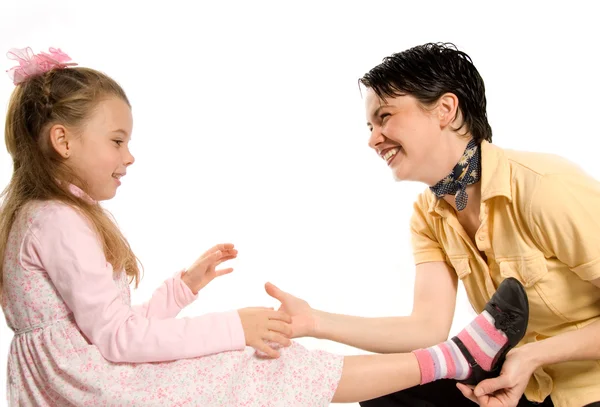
[131,270,198,319]
[133,243,238,319]
[22,203,246,364]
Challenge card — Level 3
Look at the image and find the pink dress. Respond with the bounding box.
[1,193,343,406]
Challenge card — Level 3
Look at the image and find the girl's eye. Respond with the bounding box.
[113,140,123,146]
[380,113,390,122]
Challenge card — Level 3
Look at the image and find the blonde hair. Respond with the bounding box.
[0,67,141,299]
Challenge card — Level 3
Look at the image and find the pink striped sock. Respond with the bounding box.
[412,310,508,384]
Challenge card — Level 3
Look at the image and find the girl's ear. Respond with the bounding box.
[48,124,73,158]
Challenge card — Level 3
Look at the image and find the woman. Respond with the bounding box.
[266,43,600,407]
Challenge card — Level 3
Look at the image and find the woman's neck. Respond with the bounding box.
[424,135,473,187]
[443,182,482,218]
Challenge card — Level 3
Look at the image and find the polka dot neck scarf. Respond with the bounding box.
[429,138,481,211]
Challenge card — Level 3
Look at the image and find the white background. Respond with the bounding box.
[0,1,598,405]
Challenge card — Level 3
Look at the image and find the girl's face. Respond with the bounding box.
[56,96,135,201]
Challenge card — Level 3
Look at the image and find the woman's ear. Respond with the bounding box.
[438,92,460,127]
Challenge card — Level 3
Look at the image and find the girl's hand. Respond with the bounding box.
[181,243,238,294]
[237,307,293,358]
[265,282,317,338]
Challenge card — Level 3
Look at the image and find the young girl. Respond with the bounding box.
[1,47,528,406]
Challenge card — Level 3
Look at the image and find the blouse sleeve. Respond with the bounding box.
[131,271,198,319]
[410,193,446,265]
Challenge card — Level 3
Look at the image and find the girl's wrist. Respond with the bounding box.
[180,271,198,295]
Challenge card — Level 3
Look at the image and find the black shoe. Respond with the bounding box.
[452,277,529,385]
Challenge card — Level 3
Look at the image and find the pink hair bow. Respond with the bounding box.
[6,47,77,85]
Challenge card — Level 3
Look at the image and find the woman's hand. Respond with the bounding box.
[181,243,238,294]
[265,282,317,338]
[456,347,537,407]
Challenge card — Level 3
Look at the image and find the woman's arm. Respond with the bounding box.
[269,260,458,353]
[526,277,600,366]
[524,172,600,362]
[267,193,460,353]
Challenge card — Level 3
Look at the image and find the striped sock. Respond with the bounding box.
[412,310,509,384]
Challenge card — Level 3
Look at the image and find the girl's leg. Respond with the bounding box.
[358,379,554,407]
[332,353,420,403]
[359,379,484,407]
[333,277,529,403]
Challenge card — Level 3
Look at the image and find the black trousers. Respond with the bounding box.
[359,379,600,407]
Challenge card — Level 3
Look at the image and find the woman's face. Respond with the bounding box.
[365,87,465,186]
